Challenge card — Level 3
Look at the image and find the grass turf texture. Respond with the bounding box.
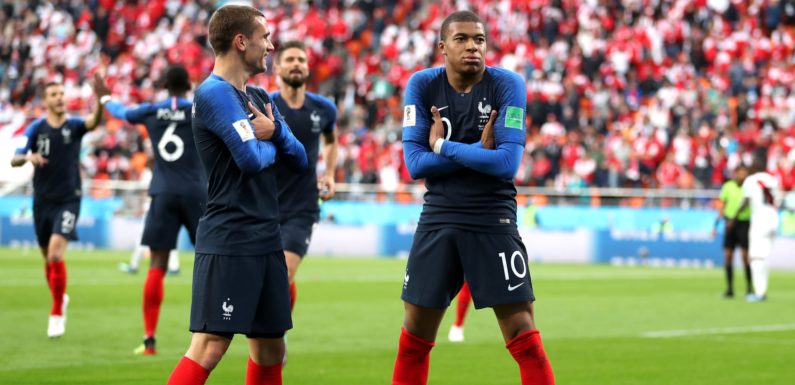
[0,248,793,384]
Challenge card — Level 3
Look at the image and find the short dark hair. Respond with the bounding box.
[208,4,265,55]
[162,64,190,94]
[275,40,306,61]
[439,10,485,41]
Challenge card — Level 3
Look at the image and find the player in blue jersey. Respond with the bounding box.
[103,64,207,355]
[271,40,338,312]
[392,11,554,385]
[10,74,109,338]
[166,5,307,385]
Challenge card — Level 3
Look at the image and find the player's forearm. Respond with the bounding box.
[323,142,338,179]
[403,140,463,179]
[85,98,106,130]
[438,141,523,180]
[10,154,27,167]
[104,100,130,121]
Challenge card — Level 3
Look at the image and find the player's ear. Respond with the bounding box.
[438,41,446,56]
[234,33,247,52]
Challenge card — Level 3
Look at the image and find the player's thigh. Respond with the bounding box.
[32,203,53,249]
[279,214,317,259]
[189,253,276,335]
[401,229,464,309]
[284,250,302,282]
[748,233,774,260]
[458,232,535,309]
[249,251,292,336]
[179,194,206,245]
[42,201,80,248]
[141,195,182,250]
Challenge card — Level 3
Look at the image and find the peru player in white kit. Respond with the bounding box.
[732,159,781,302]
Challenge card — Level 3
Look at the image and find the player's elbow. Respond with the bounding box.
[237,156,268,175]
[495,168,518,180]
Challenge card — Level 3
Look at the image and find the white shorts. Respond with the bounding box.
[749,233,774,260]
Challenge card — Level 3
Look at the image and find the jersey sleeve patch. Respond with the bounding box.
[232,119,255,142]
[403,105,416,127]
[505,106,524,130]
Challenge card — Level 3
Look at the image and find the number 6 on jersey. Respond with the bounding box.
[158,123,184,162]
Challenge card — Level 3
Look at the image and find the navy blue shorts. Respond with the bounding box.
[33,200,81,248]
[401,228,535,309]
[279,213,317,258]
[189,252,292,337]
[141,194,205,250]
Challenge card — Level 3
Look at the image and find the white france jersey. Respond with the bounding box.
[742,172,781,233]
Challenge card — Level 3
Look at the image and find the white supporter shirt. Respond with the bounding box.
[742,172,781,235]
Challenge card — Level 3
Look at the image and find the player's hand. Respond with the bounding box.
[27,153,48,167]
[248,101,276,140]
[318,175,335,201]
[428,106,444,149]
[480,110,498,149]
[726,219,735,231]
[90,71,111,99]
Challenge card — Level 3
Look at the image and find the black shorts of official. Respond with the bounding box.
[401,228,535,310]
[724,219,750,250]
[279,213,318,258]
[33,200,81,248]
[189,252,292,337]
[141,194,205,250]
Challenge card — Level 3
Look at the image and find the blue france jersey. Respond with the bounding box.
[271,91,336,216]
[106,97,205,196]
[402,66,527,234]
[192,74,307,256]
[15,117,87,203]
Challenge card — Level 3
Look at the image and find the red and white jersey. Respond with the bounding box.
[742,172,781,234]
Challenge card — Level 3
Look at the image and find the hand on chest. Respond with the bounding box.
[432,93,495,142]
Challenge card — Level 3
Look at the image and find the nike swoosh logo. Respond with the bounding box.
[507,282,525,291]
[436,106,449,111]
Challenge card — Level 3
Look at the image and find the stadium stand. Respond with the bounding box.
[2,0,795,192]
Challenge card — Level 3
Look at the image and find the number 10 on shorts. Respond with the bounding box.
[498,251,527,281]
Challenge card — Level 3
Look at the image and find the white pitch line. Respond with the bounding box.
[641,324,795,338]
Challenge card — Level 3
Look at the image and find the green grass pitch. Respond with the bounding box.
[1,248,794,384]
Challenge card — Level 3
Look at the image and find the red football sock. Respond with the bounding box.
[506,330,555,385]
[454,282,472,327]
[246,357,282,385]
[289,282,297,311]
[167,356,209,385]
[392,327,435,385]
[143,267,166,338]
[49,260,67,316]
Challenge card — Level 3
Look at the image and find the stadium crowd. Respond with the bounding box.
[3,0,795,193]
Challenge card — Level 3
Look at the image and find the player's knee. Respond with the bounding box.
[195,345,227,370]
[47,253,63,262]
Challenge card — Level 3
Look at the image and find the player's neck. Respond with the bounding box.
[280,85,305,109]
[212,58,252,92]
[445,68,484,93]
[46,111,66,128]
